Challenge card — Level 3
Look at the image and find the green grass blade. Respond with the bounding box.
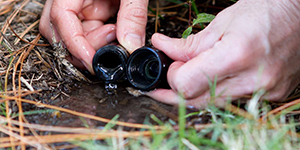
[178,93,186,150]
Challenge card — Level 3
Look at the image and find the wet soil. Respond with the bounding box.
[30,83,178,128]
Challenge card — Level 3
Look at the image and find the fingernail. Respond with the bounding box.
[123,33,143,53]
[106,31,116,44]
[81,60,95,75]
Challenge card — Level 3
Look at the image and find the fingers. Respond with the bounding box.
[151,28,222,62]
[147,0,300,109]
[46,0,118,73]
[39,0,59,44]
[49,0,94,73]
[155,31,256,99]
[145,89,180,105]
[146,73,256,109]
[79,0,119,21]
[117,0,149,53]
[145,89,212,109]
[83,21,116,50]
[146,89,222,109]
[164,46,225,99]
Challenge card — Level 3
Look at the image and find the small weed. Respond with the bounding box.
[182,13,215,38]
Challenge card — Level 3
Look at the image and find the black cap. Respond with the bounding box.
[126,47,172,91]
[92,45,128,82]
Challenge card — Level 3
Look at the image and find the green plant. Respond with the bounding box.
[182,13,215,38]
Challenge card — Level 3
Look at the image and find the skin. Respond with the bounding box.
[40,0,300,109]
[39,0,148,73]
[147,0,300,109]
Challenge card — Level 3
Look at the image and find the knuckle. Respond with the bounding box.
[184,35,199,58]
[180,86,194,99]
[172,74,195,99]
[259,65,282,90]
[261,73,277,90]
[267,89,288,102]
[224,40,253,70]
[120,5,148,26]
[168,63,194,98]
[255,68,286,101]
[49,1,63,24]
[49,9,60,24]
[176,35,200,60]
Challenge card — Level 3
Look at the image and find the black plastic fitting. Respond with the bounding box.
[92,45,129,83]
[126,47,173,91]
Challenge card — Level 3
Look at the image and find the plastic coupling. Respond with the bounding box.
[126,47,173,91]
[92,45,129,83]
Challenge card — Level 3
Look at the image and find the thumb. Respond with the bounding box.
[117,0,149,53]
[151,31,220,62]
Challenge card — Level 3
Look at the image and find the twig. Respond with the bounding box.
[155,0,159,33]
[188,0,192,26]
[33,49,51,68]
[32,0,44,8]
[8,20,49,47]
[0,0,30,44]
[20,76,34,91]
[0,115,110,134]
[26,73,43,83]
[0,90,41,102]
[225,104,254,120]
[0,30,15,51]
[0,0,14,15]
[14,20,40,45]
[16,34,43,150]
[22,116,52,149]
[4,44,29,58]
[0,95,165,130]
[0,131,156,148]
[261,98,300,121]
[151,3,187,11]
[4,55,16,150]
[0,125,45,149]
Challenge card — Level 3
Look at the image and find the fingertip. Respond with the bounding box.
[152,33,172,42]
[146,89,180,105]
[65,55,85,70]
[117,0,148,53]
[81,48,96,75]
[151,33,189,61]
[106,30,116,44]
[84,24,117,50]
[119,33,144,54]
[81,59,95,75]
[65,36,96,75]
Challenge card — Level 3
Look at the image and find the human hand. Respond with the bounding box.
[147,0,300,109]
[39,0,148,73]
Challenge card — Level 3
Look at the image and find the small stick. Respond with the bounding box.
[20,76,34,91]
[155,0,159,33]
[14,20,40,45]
[0,30,14,51]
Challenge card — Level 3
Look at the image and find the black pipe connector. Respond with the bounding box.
[126,47,172,91]
[92,45,172,91]
[92,45,129,83]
